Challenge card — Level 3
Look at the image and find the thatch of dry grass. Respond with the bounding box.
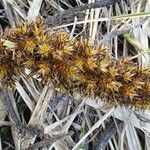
[0,0,150,150]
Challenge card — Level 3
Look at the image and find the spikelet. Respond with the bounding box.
[0,19,150,109]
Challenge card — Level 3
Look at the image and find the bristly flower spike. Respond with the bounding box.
[0,19,150,109]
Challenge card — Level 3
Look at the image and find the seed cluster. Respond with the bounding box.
[0,20,150,109]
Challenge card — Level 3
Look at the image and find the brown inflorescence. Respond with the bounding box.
[0,20,150,109]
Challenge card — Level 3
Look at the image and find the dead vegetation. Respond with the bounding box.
[0,0,150,150]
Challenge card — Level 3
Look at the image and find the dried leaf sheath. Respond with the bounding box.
[0,20,150,109]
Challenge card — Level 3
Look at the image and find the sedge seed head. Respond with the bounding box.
[0,19,150,109]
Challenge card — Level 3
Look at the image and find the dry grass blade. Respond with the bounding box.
[72,107,115,150]
[27,0,43,22]
[25,133,71,150]
[15,81,35,112]
[28,85,53,126]
[2,0,15,26]
[125,122,142,150]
